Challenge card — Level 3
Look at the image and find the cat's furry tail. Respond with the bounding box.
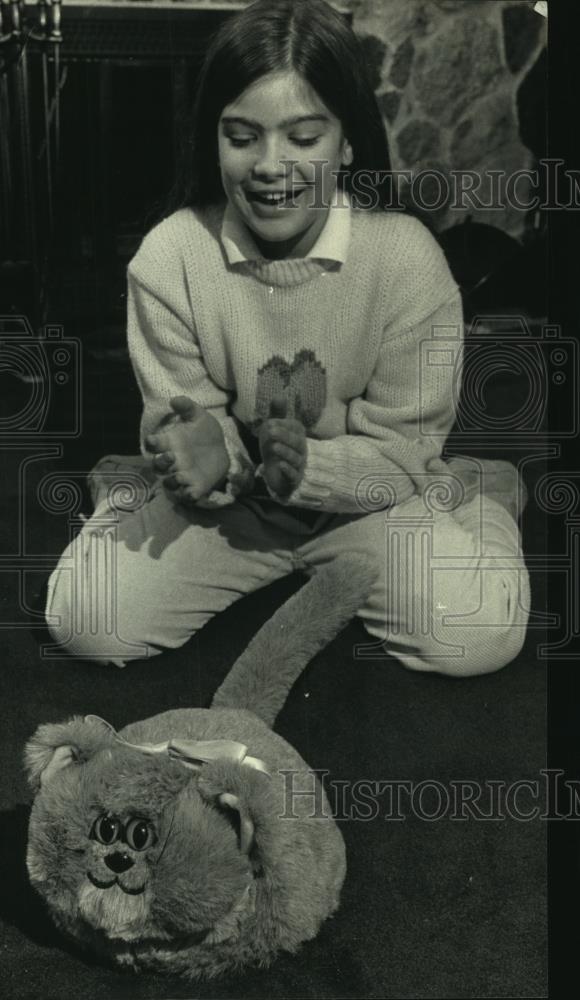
[211,555,376,728]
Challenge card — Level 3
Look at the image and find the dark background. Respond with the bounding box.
[0,2,577,998]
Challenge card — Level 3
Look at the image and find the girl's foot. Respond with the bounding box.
[446,456,528,522]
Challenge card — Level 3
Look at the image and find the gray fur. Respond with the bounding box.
[25,555,374,978]
[213,555,376,725]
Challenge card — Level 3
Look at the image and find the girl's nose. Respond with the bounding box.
[251,138,290,180]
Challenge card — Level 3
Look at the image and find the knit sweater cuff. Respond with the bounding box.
[257,440,354,511]
[282,440,334,508]
[195,418,255,509]
[260,438,419,513]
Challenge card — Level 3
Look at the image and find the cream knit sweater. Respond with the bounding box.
[127,203,463,514]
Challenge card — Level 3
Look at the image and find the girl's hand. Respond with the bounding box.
[259,396,307,498]
[145,397,230,504]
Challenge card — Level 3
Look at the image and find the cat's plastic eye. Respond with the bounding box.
[125,818,155,852]
[92,814,121,846]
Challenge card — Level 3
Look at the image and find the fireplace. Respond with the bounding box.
[0,1,242,332]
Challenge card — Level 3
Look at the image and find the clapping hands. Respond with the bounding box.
[258,396,307,498]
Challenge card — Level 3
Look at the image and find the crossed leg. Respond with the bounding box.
[45,487,295,666]
[297,491,531,677]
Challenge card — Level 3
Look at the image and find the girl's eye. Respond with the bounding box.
[125,818,155,852]
[92,814,121,846]
[290,136,321,147]
[227,136,255,147]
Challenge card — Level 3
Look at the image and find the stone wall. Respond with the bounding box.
[344,0,547,237]
[135,0,548,238]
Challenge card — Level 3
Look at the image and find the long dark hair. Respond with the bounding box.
[166,0,395,215]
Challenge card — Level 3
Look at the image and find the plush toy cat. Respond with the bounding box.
[24,556,375,979]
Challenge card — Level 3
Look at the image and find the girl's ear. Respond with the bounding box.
[341,139,354,167]
[24,716,114,792]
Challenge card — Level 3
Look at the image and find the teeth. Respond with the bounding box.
[248,189,307,206]
[250,192,297,202]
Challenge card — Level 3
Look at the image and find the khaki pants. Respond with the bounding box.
[45,468,530,678]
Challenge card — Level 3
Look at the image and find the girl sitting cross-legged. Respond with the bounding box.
[45,0,530,676]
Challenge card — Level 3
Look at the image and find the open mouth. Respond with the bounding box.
[245,188,308,207]
[87,871,146,896]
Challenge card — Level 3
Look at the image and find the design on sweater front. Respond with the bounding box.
[251,349,327,431]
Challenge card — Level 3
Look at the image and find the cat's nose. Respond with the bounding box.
[104,851,134,874]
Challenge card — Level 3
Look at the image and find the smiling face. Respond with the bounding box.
[218,69,353,259]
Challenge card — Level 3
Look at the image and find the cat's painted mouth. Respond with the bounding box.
[87,871,146,896]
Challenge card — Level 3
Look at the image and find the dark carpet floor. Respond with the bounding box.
[0,344,547,999]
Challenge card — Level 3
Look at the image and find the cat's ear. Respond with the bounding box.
[215,791,255,855]
[197,774,260,856]
[24,716,114,792]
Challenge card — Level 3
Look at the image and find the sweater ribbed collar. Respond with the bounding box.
[219,193,351,288]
